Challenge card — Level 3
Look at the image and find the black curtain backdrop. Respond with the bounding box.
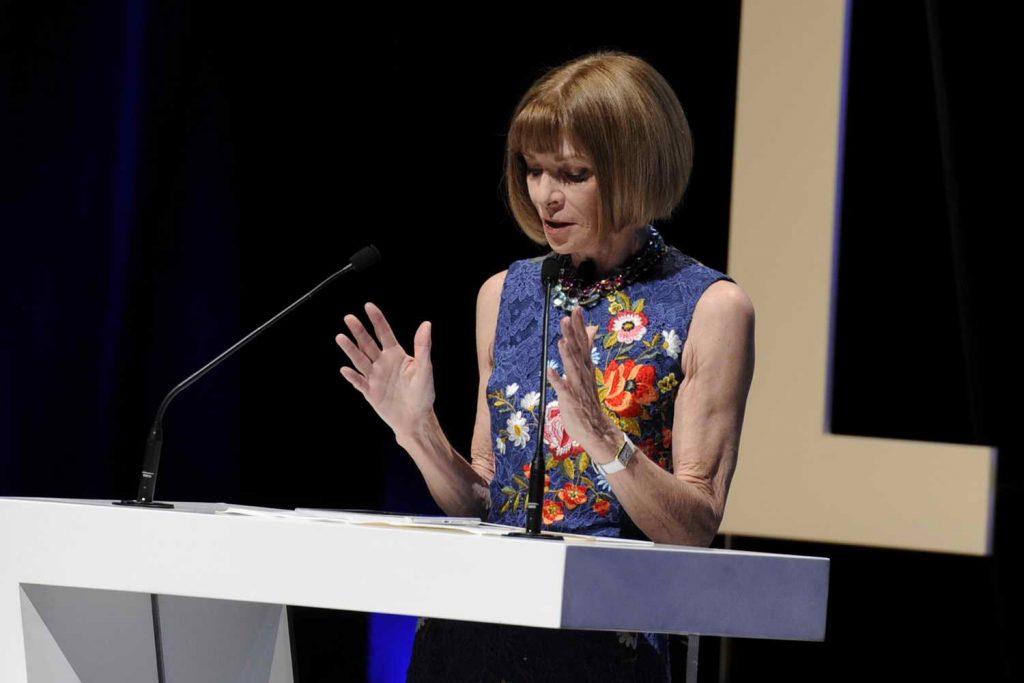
[1,2,1018,681]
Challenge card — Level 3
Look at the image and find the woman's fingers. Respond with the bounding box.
[364,302,401,351]
[547,365,563,392]
[335,332,374,377]
[559,311,587,383]
[558,338,583,387]
[559,315,576,357]
[344,312,382,362]
[339,365,369,395]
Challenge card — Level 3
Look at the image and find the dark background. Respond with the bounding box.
[1,2,1018,681]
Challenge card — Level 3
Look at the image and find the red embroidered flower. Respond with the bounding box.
[608,310,649,344]
[593,499,611,517]
[602,359,659,417]
[543,402,585,461]
[522,463,551,491]
[542,499,564,525]
[557,482,589,510]
[662,427,673,449]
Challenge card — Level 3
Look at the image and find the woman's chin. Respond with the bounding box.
[544,227,577,249]
[544,240,574,255]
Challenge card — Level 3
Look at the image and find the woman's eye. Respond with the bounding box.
[526,168,589,183]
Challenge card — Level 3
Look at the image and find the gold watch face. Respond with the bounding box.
[619,438,637,466]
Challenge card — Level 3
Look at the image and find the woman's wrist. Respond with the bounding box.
[590,420,627,466]
[394,410,441,451]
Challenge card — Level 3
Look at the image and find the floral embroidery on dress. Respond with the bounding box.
[478,244,734,673]
[490,287,688,524]
[662,329,682,359]
[505,411,530,448]
[593,291,676,458]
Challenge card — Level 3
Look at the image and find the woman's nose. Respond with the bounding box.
[539,175,564,206]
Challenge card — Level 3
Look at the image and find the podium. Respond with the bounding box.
[0,498,829,682]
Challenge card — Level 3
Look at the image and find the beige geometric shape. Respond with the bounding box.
[722,0,995,555]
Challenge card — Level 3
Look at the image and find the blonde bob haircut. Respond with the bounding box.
[505,50,694,247]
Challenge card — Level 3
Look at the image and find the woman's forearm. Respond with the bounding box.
[612,452,720,546]
[588,431,721,547]
[395,411,491,520]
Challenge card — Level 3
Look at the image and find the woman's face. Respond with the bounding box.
[523,139,602,260]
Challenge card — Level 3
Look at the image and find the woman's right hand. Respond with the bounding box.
[335,302,436,438]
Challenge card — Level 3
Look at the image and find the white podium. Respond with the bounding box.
[0,498,829,682]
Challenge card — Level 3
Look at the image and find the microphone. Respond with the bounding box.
[349,245,382,272]
[115,245,382,509]
[541,255,562,284]
[507,255,564,540]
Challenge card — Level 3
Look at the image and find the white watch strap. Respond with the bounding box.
[597,434,634,475]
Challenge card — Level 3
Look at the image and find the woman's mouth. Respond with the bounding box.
[545,220,575,230]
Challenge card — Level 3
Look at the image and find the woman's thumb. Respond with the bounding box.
[414,321,432,365]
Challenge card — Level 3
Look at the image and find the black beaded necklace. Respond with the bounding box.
[551,225,668,311]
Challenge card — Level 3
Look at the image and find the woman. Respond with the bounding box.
[336,50,755,682]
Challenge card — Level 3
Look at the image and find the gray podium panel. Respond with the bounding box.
[21,584,159,683]
[19,586,293,683]
[156,594,293,683]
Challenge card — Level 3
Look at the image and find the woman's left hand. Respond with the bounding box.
[547,306,620,458]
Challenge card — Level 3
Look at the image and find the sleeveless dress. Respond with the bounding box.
[406,239,735,682]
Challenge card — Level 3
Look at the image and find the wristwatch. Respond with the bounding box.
[595,434,637,476]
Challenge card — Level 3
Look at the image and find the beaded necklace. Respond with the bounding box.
[550,224,668,311]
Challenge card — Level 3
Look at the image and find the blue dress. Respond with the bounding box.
[407,232,735,682]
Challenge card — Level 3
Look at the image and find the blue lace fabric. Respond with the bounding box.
[407,235,734,682]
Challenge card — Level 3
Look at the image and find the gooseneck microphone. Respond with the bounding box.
[115,245,382,509]
[507,255,566,540]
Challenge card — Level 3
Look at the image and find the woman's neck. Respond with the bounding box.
[570,225,648,280]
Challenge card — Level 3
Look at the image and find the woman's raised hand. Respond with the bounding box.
[335,302,436,437]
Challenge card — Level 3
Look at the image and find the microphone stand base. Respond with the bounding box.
[504,531,564,541]
[112,500,175,509]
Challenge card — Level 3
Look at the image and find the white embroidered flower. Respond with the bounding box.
[506,411,530,448]
[594,471,612,492]
[505,382,519,397]
[591,345,601,366]
[495,436,506,455]
[616,631,639,649]
[520,391,540,412]
[547,359,560,372]
[662,329,682,359]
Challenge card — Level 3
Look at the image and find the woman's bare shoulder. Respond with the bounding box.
[697,279,754,319]
[476,270,509,371]
[682,278,755,377]
[479,270,509,300]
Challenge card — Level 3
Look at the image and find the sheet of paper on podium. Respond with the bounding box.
[214,505,654,544]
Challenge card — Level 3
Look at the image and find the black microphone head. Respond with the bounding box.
[541,255,561,283]
[349,245,381,272]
